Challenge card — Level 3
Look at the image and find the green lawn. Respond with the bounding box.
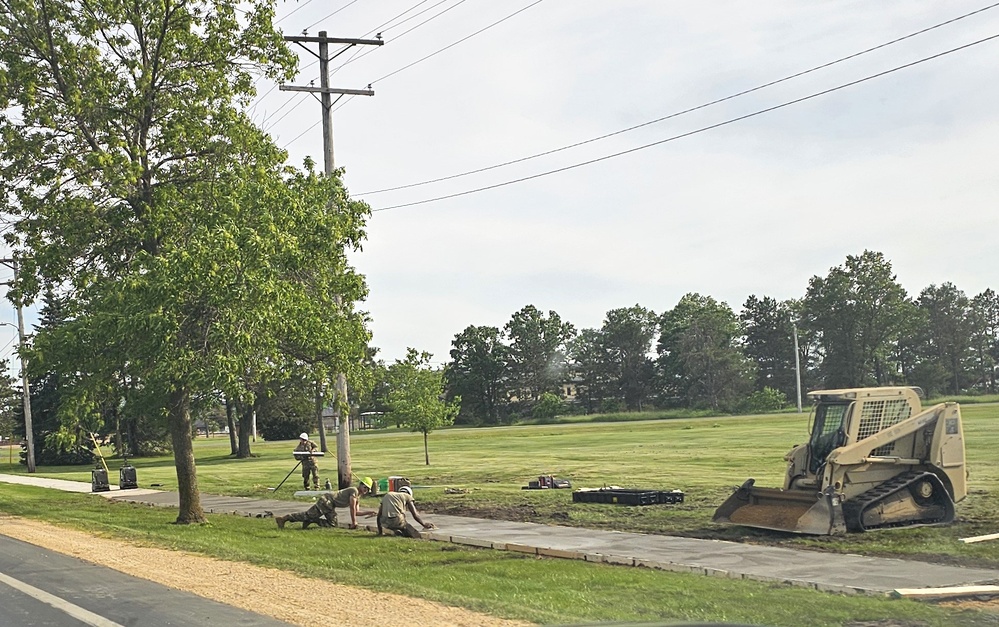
[1,403,997,625]
[0,483,993,627]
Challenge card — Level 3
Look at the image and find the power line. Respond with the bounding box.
[281,1,542,149]
[295,0,457,78]
[378,0,450,35]
[263,92,315,134]
[370,0,543,85]
[306,0,365,31]
[331,0,470,73]
[326,0,440,76]
[276,0,319,25]
[358,0,999,196]
[370,32,999,212]
[282,119,323,149]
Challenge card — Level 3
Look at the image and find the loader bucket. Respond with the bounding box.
[713,479,847,535]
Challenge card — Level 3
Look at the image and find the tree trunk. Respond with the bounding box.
[125,417,139,457]
[315,380,327,453]
[424,430,430,465]
[225,397,237,456]
[335,373,352,489]
[237,402,253,459]
[167,387,205,524]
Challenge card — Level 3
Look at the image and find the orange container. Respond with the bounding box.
[388,476,409,491]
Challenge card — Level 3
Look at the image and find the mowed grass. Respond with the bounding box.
[3,403,998,567]
[0,483,993,627]
[1,404,998,624]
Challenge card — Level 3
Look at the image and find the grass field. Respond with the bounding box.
[1,403,998,625]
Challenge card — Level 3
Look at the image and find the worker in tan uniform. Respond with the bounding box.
[294,433,320,490]
[375,486,435,538]
[277,477,373,529]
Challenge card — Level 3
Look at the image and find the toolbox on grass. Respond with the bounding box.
[572,488,685,506]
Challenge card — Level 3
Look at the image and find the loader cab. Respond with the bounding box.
[808,400,852,474]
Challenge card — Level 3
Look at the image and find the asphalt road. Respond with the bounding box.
[0,535,292,627]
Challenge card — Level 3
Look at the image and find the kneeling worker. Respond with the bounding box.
[376,485,435,538]
[277,477,373,530]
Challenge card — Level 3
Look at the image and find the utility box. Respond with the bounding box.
[119,462,138,490]
[91,467,110,492]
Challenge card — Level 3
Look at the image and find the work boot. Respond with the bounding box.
[276,516,287,529]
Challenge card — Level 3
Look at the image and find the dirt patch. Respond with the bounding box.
[0,516,529,627]
[937,597,999,615]
[429,503,568,524]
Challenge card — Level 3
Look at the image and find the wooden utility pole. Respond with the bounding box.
[280,30,381,489]
[1,258,35,472]
[793,323,803,413]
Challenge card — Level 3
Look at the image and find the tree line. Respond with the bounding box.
[442,251,998,424]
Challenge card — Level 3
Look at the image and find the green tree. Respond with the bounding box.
[601,306,658,411]
[970,289,999,393]
[386,349,459,465]
[0,359,20,441]
[445,325,508,424]
[0,1,369,523]
[532,392,562,423]
[739,386,788,414]
[354,352,390,417]
[504,305,576,406]
[801,251,912,388]
[254,376,316,442]
[567,328,612,414]
[889,305,946,397]
[917,283,974,395]
[571,306,657,412]
[658,294,753,411]
[740,295,799,399]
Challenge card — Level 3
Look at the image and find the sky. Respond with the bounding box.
[3,0,999,370]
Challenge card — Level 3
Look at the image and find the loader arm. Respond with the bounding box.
[825,402,965,502]
[827,403,948,466]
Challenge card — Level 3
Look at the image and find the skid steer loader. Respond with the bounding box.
[713,387,966,535]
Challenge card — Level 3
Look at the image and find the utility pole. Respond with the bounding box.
[280,30,382,489]
[792,322,803,414]
[1,258,35,472]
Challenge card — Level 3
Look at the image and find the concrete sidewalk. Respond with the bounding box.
[3,473,998,596]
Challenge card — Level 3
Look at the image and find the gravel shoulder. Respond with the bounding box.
[0,515,530,627]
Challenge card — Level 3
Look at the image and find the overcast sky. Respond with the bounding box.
[4,1,999,370]
[272,0,999,365]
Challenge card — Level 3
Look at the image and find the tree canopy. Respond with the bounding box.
[0,0,370,522]
[386,349,459,465]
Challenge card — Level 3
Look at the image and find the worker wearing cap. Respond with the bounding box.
[375,485,435,538]
[277,477,373,530]
[294,433,320,490]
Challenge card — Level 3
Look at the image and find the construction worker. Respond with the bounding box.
[374,485,435,538]
[276,477,373,530]
[294,433,320,490]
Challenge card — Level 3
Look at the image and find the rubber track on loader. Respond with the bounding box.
[843,470,951,532]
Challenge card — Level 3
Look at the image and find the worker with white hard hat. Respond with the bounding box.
[294,433,320,491]
[372,484,435,538]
